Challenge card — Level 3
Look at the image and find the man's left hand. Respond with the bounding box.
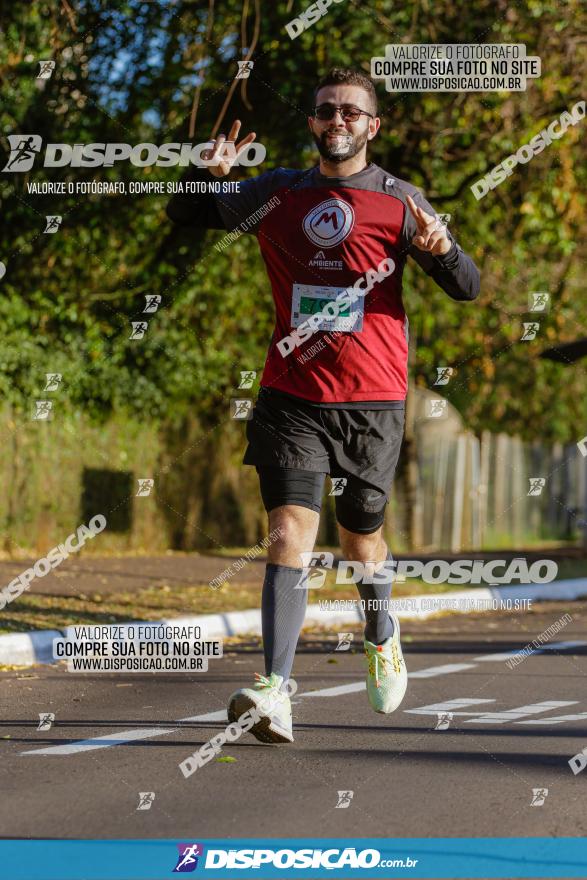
[406,194,452,256]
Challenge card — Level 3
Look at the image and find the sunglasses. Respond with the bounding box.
[313,103,374,122]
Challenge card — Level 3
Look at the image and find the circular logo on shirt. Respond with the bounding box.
[302,198,354,248]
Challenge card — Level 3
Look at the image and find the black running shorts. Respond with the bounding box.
[243,388,405,534]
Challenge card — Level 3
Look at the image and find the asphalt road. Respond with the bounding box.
[1,603,587,843]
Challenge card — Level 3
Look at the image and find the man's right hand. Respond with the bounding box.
[201,119,256,178]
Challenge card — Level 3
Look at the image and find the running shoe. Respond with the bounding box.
[364,613,408,714]
[227,672,294,743]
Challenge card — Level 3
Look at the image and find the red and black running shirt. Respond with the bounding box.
[166,162,480,407]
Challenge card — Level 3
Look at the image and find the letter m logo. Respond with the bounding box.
[313,211,339,231]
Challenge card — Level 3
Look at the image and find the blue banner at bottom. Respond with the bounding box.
[1,838,586,879]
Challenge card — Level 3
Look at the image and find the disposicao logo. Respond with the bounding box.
[2,135,266,172]
[173,843,204,872]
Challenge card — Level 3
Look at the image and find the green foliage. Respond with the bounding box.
[0,0,585,441]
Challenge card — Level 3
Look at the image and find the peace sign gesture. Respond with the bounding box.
[201,119,257,178]
[406,194,452,256]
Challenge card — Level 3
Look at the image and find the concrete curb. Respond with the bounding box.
[0,630,62,667]
[1,578,586,668]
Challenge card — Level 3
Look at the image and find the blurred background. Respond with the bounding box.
[0,0,586,559]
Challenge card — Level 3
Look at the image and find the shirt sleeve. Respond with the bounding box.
[166,165,285,235]
[165,166,225,229]
[401,190,480,301]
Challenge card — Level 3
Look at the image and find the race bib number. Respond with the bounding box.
[291,284,364,333]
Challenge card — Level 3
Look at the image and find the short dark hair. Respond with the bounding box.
[313,67,378,116]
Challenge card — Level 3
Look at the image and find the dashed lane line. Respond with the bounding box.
[19,643,585,757]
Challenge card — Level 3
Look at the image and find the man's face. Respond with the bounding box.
[308,84,380,163]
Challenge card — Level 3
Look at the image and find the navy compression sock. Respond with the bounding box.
[261,563,308,684]
[355,549,395,645]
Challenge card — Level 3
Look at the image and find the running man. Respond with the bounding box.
[166,67,480,744]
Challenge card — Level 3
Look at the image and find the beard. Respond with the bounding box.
[312,126,369,163]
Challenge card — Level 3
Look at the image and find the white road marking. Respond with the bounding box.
[405,698,496,716]
[22,711,228,756]
[181,710,228,722]
[22,727,177,756]
[474,651,520,662]
[410,663,477,678]
[464,700,578,724]
[298,664,477,698]
[516,712,587,725]
[300,682,365,698]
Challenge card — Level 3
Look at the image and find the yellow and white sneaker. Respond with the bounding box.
[364,613,408,714]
